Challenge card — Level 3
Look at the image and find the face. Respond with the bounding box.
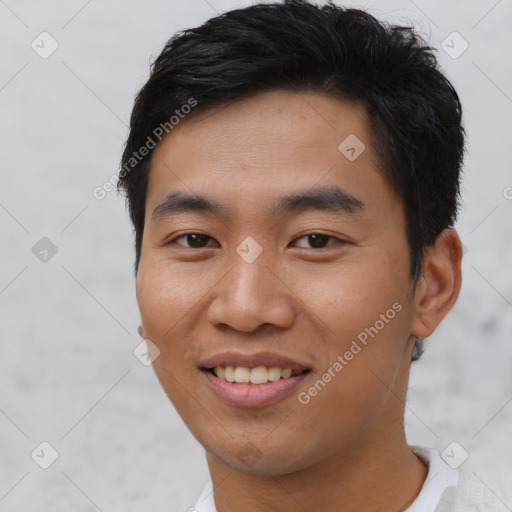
[136,90,419,475]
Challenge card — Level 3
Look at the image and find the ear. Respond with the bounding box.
[410,229,463,339]
[138,324,147,338]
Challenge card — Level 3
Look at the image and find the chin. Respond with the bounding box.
[205,437,319,476]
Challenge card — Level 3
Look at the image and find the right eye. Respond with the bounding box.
[165,233,218,248]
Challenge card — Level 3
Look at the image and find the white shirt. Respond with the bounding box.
[192,446,506,511]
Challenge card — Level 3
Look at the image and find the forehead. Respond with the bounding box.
[146,89,392,217]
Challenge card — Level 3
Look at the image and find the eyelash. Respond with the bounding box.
[165,232,343,249]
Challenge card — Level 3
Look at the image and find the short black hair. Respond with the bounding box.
[118,0,465,360]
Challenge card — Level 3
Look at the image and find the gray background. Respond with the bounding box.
[1,0,511,510]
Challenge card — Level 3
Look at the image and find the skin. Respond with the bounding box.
[136,90,463,511]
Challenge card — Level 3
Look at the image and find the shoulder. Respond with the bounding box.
[435,468,508,512]
[408,446,507,512]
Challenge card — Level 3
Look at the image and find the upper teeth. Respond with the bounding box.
[214,366,295,384]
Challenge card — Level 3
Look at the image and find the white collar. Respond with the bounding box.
[406,446,459,511]
[193,446,459,512]
[193,480,215,512]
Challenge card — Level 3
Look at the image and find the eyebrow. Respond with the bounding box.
[151,185,365,222]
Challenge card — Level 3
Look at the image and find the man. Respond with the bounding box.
[118,1,502,510]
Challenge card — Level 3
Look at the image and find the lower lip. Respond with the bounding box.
[202,370,310,408]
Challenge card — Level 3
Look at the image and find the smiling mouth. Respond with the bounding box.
[203,366,311,385]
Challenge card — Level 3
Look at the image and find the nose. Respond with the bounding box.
[206,253,296,333]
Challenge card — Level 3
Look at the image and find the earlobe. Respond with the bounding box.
[138,324,146,338]
[411,229,463,339]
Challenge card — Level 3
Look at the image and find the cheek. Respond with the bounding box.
[295,257,413,406]
[136,261,204,337]
[300,254,410,344]
[135,262,204,389]
[136,263,205,411]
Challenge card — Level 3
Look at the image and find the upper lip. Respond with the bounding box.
[200,351,311,373]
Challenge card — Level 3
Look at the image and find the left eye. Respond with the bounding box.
[292,233,339,249]
[166,233,340,249]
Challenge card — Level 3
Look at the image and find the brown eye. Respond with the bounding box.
[293,233,340,249]
[167,233,216,248]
